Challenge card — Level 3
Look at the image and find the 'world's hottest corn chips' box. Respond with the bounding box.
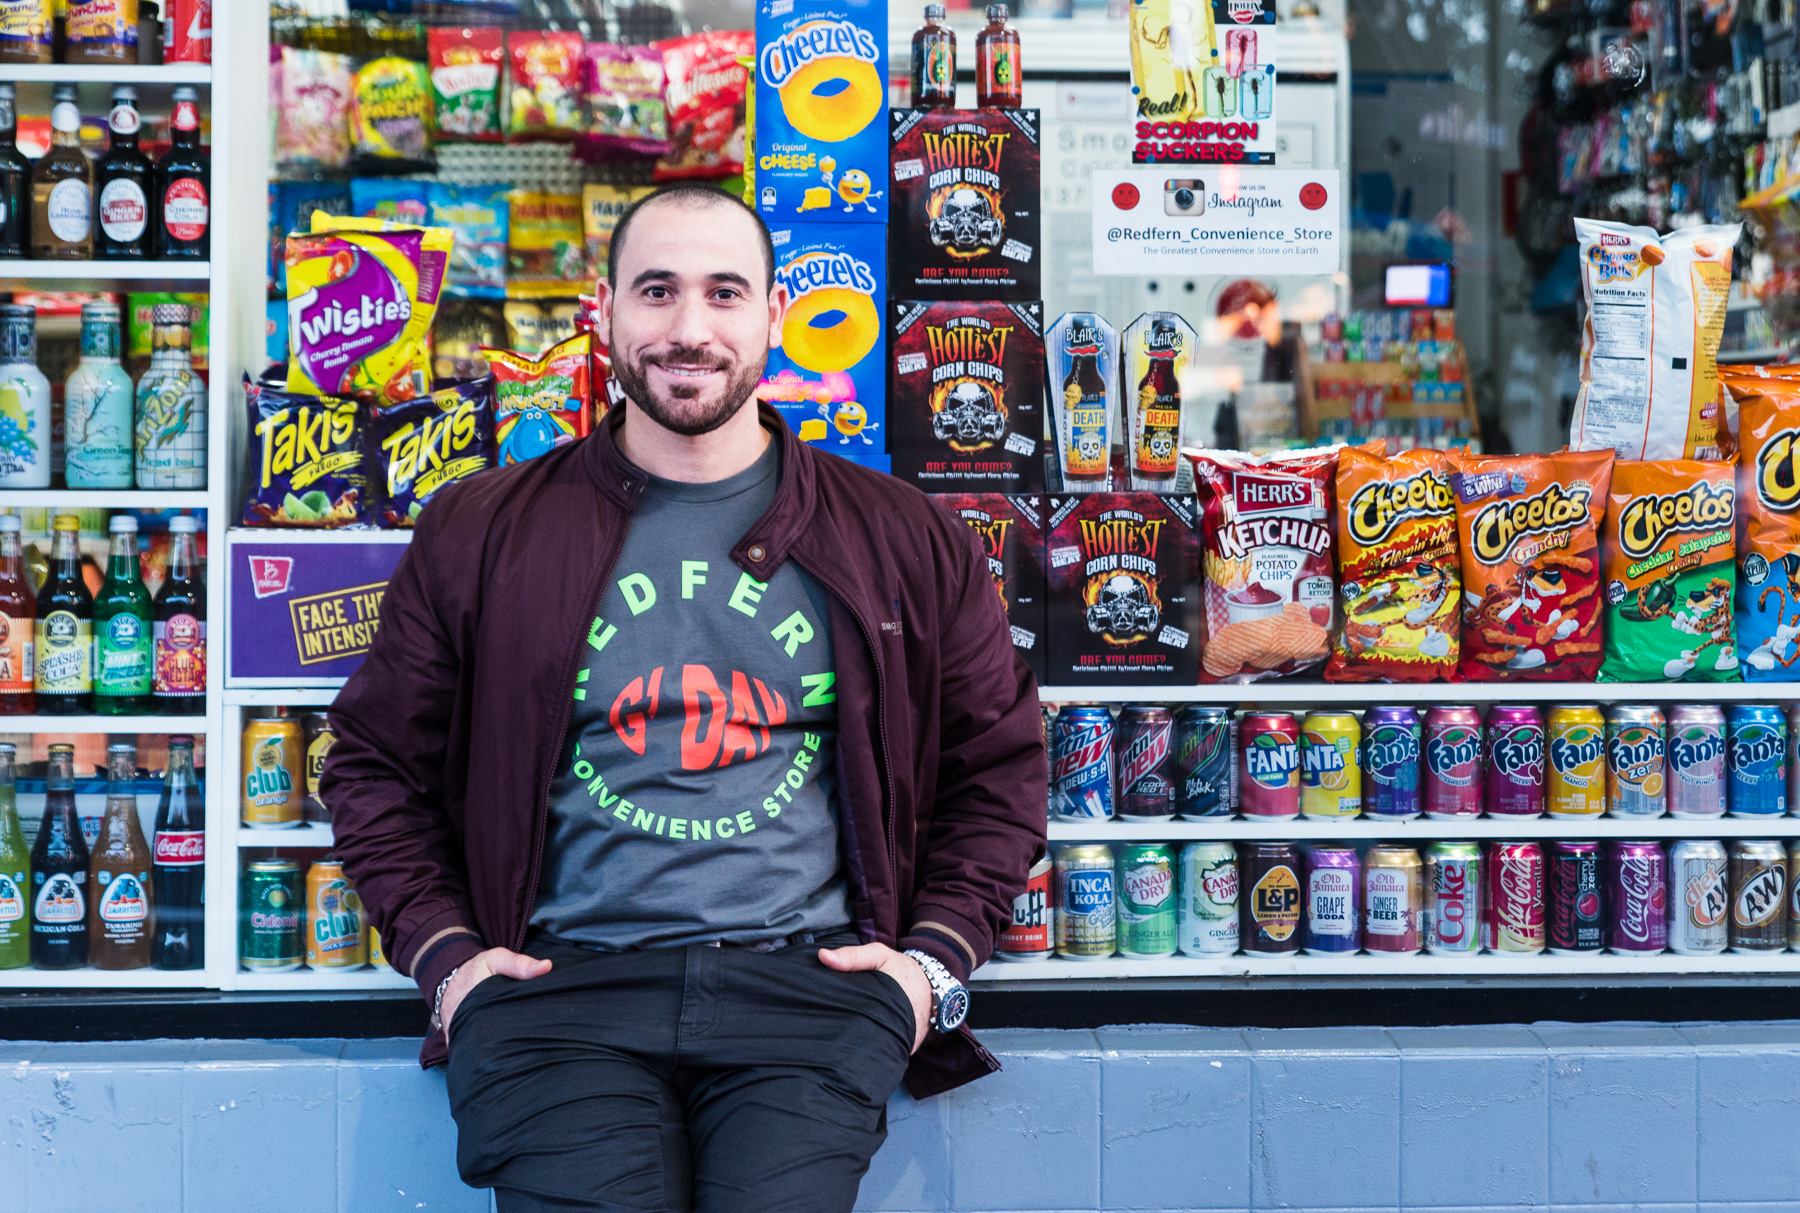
[1046,492,1200,685]
[757,222,888,470]
[933,492,1047,681]
[754,0,889,226]
[889,107,1040,299]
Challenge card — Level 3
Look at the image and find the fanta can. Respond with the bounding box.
[1546,705,1606,819]
[1240,712,1300,819]
[1604,705,1666,818]
[1423,706,1483,819]
[1300,712,1361,820]
[1727,704,1787,818]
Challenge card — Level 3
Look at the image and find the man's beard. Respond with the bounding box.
[611,342,768,437]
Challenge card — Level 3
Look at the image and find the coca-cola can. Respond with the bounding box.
[1484,706,1545,818]
[1423,707,1484,819]
[1481,841,1545,953]
[1115,705,1176,821]
[1423,841,1481,954]
[995,854,1053,960]
[1605,841,1668,954]
[1668,705,1727,819]
[1667,839,1728,956]
[1547,840,1604,954]
[167,0,213,63]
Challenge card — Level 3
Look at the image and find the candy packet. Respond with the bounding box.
[582,42,669,156]
[371,377,496,528]
[655,30,752,180]
[275,47,353,173]
[483,333,594,466]
[429,25,504,142]
[507,30,585,139]
[270,181,351,294]
[350,56,436,173]
[285,213,452,407]
[504,299,580,357]
[241,373,370,528]
[429,182,508,298]
[507,189,588,292]
[350,178,430,224]
[581,183,652,280]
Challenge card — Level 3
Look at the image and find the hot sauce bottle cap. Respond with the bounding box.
[986,3,1008,18]
[926,4,946,16]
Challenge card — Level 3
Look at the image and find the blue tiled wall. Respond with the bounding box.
[3,1022,1798,1212]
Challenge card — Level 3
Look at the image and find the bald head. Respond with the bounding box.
[607,184,776,295]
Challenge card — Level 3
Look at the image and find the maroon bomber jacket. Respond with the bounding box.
[322,404,1048,1097]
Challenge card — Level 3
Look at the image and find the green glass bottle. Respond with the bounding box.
[94,514,152,715]
[0,743,26,968]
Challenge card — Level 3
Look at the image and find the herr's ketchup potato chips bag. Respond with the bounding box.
[1188,446,1338,682]
[1728,370,1800,678]
[1450,449,1614,681]
[1327,445,1460,682]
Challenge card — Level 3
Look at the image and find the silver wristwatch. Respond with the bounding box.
[903,949,969,1033]
[429,964,461,1035]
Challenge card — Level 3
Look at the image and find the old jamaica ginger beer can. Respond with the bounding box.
[1116,843,1177,957]
[1055,844,1116,959]
[1300,712,1361,821]
[1547,705,1606,819]
[306,859,368,969]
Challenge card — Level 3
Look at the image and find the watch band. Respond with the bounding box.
[903,949,969,1033]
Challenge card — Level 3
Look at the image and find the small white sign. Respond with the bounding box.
[1010,625,1038,650]
[1050,544,1082,569]
[896,352,928,375]
[893,158,925,182]
[1003,431,1037,456]
[1090,167,1342,277]
[1157,625,1191,650]
[1000,238,1034,263]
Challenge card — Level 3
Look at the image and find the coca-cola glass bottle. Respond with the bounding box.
[151,735,203,970]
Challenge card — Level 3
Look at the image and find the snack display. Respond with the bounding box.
[754,0,887,223]
[1328,445,1460,683]
[1187,446,1338,682]
[503,298,580,357]
[582,43,669,156]
[274,47,353,173]
[350,178,429,223]
[371,377,496,527]
[270,182,351,294]
[428,25,503,143]
[1046,312,1118,493]
[241,374,369,527]
[935,492,1047,680]
[1450,450,1614,681]
[1569,219,1741,461]
[1729,371,1800,679]
[284,214,452,408]
[657,30,753,180]
[349,56,436,172]
[429,183,507,298]
[1600,459,1738,682]
[507,31,585,140]
[889,299,1044,491]
[483,333,594,466]
[582,183,653,280]
[888,107,1040,299]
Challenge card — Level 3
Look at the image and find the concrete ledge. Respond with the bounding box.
[2,1022,1797,1211]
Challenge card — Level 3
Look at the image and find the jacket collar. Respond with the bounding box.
[582,400,819,575]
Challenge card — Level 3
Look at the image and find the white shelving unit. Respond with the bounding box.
[0,260,210,281]
[0,64,211,85]
[1039,682,1800,704]
[1046,817,1800,842]
[972,952,1800,982]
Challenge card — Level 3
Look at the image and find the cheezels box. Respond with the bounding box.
[890,299,1044,491]
[934,492,1047,681]
[1046,492,1201,685]
[889,107,1040,300]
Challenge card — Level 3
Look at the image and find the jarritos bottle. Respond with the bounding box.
[35,514,93,715]
[89,742,153,970]
[0,515,35,714]
[1121,312,1194,491]
[153,515,205,715]
[1046,312,1116,493]
[30,744,88,969]
[94,514,153,715]
[0,744,26,968]
[1546,705,1606,819]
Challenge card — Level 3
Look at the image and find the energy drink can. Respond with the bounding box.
[1484,705,1545,818]
[1052,706,1114,821]
[1115,706,1176,822]
[1363,706,1422,821]
[1174,706,1235,819]
[1303,845,1361,954]
[1666,839,1728,956]
[1423,706,1483,820]
[1546,705,1606,819]
[1240,841,1301,956]
[1605,840,1667,954]
[1363,844,1422,953]
[1300,712,1361,821]
[1666,705,1726,819]
[1178,841,1239,955]
[1728,705,1787,818]
[1547,840,1604,955]
[1117,843,1178,957]
[1239,712,1300,820]
[1055,844,1117,959]
[1605,705,1666,818]
[995,853,1053,960]
[1728,839,1787,952]
[1423,841,1481,955]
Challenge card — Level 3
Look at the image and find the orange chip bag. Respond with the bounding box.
[1326,446,1460,682]
[1727,370,1800,678]
[1450,449,1614,681]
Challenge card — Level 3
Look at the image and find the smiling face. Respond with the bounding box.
[599,193,786,437]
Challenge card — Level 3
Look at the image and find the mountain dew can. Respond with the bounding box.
[1116,843,1177,957]
[1301,712,1362,820]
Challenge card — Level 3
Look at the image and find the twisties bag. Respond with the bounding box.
[1451,449,1613,681]
[1728,371,1800,678]
[1600,459,1738,682]
[285,212,452,407]
[1569,219,1740,461]
[1187,445,1337,682]
[1327,445,1460,683]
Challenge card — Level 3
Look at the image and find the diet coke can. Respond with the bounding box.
[1423,707,1483,819]
[995,854,1053,960]
[1547,841,1604,954]
[1481,841,1545,953]
[1484,706,1545,818]
[1423,841,1481,955]
[1666,705,1726,819]
[1666,839,1728,956]
[1606,841,1667,954]
[1115,706,1176,821]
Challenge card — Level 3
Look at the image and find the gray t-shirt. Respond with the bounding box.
[531,437,853,948]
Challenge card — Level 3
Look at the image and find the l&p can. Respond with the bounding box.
[1728,705,1787,818]
[1300,712,1361,821]
[1423,707,1483,820]
[1546,706,1606,819]
[1052,706,1114,822]
[1178,841,1239,955]
[1241,842,1301,956]
[1174,706,1235,819]
[1481,841,1545,953]
[1667,839,1727,956]
[306,860,368,969]
[1728,839,1787,952]
[1363,844,1421,953]
[1115,706,1176,822]
[1605,705,1666,818]
[1239,712,1300,820]
[995,853,1053,960]
[1303,845,1360,954]
[1423,841,1481,955]
[1666,705,1726,819]
[1484,706,1544,817]
[1116,843,1178,957]
[1605,841,1667,954]
[1547,840,1603,954]
[1363,706,1422,821]
[240,858,303,972]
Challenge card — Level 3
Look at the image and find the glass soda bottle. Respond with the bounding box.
[154,86,209,260]
[153,515,205,715]
[0,515,34,714]
[90,742,152,969]
[151,735,203,970]
[134,303,207,489]
[64,301,136,488]
[95,86,152,260]
[35,514,93,714]
[0,84,32,257]
[0,744,28,968]
[95,514,153,715]
[911,5,956,109]
[31,743,89,969]
[0,303,52,489]
[975,3,1021,108]
[31,83,92,261]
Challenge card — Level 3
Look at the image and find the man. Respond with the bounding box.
[324,183,1046,1213]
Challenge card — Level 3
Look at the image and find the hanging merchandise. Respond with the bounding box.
[1568,219,1741,461]
[1726,371,1800,679]
[581,43,669,157]
[274,48,353,174]
[503,298,580,357]
[351,178,429,224]
[428,25,503,143]
[350,56,436,173]
[888,107,1040,299]
[1451,449,1614,682]
[0,304,50,489]
[656,30,753,181]
[935,492,1047,681]
[582,183,653,281]
[241,373,370,527]
[269,182,351,294]
[506,189,587,293]
[754,0,886,223]
[429,183,507,298]
[482,334,593,467]
[507,30,585,140]
[370,378,496,528]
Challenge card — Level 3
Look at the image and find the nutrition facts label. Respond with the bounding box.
[1581,299,1652,452]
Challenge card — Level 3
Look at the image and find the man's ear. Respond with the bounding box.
[768,283,790,351]
[595,278,616,330]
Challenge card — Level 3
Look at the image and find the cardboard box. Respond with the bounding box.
[1045,492,1200,685]
[889,298,1044,491]
[754,0,888,225]
[757,222,888,470]
[934,492,1047,681]
[889,107,1040,299]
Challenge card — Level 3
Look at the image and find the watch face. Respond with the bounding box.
[937,986,970,1032]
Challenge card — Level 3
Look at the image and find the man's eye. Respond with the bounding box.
[714,288,740,302]
[644,286,670,299]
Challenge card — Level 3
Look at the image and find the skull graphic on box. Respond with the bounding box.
[929,186,1005,253]
[1086,572,1161,640]
[932,379,1008,447]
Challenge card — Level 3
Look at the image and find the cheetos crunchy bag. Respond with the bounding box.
[1327,445,1460,682]
[1451,449,1613,681]
[1188,446,1338,682]
[1727,369,1800,679]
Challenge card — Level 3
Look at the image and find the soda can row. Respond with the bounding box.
[998,839,1800,960]
[240,857,389,972]
[1049,704,1237,823]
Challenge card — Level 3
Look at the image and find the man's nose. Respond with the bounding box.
[666,294,717,349]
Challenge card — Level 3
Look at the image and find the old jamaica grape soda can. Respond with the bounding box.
[1363,706,1422,821]
[1547,705,1606,819]
[1300,712,1362,821]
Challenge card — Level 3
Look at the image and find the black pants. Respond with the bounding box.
[445,932,917,1213]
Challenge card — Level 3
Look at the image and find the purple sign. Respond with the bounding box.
[228,538,409,683]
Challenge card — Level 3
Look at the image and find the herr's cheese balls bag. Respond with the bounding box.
[1569,219,1740,461]
[1728,370,1800,679]
[1600,459,1738,682]
[1326,445,1460,683]
[1451,449,1613,681]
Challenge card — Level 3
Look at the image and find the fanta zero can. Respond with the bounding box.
[1423,706,1483,819]
[1605,705,1666,819]
[1052,706,1114,821]
[1484,705,1545,817]
[1728,704,1787,818]
[1546,705,1606,819]
[1240,712,1301,820]
[1666,705,1726,819]
[1300,712,1361,821]
[1363,706,1422,821]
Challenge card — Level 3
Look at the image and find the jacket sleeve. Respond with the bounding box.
[320,505,487,1004]
[898,522,1047,983]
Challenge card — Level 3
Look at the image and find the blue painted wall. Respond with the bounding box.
[2,1022,1797,1211]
